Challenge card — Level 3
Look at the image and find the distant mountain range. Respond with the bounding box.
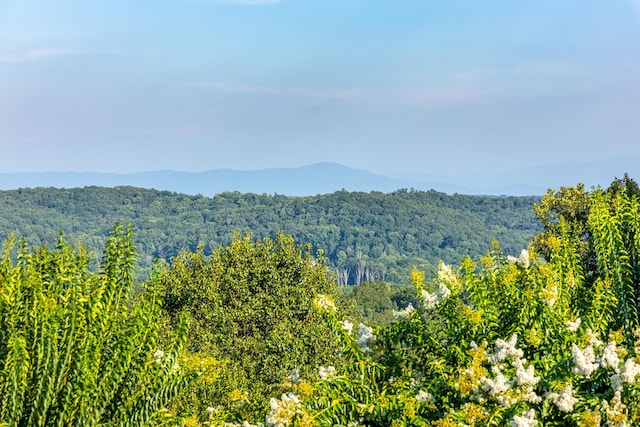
[0,158,636,196]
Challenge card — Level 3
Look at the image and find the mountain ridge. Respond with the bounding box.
[0,158,636,196]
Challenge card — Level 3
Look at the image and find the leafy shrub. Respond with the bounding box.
[218,183,640,426]
[160,232,340,423]
[0,223,192,426]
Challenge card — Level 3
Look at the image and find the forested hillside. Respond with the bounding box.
[0,186,541,284]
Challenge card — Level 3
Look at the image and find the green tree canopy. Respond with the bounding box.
[159,232,340,421]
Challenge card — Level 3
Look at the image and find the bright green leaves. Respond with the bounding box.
[589,189,640,347]
[0,223,192,427]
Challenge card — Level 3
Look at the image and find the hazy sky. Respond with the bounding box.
[1,0,640,176]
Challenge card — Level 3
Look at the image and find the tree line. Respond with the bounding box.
[0,186,541,285]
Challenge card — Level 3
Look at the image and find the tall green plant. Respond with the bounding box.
[0,223,192,427]
[589,189,640,346]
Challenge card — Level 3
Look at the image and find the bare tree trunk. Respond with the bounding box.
[335,268,350,286]
[355,260,366,286]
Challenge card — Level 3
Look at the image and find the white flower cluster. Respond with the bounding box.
[152,349,180,372]
[414,389,433,403]
[600,341,620,370]
[566,317,581,333]
[356,323,375,352]
[421,283,451,310]
[572,337,640,386]
[620,358,640,383]
[488,335,524,364]
[510,409,537,427]
[507,249,530,269]
[602,390,627,427]
[571,343,598,377]
[475,335,541,407]
[421,262,456,310]
[153,349,165,364]
[314,294,337,313]
[571,332,640,424]
[318,365,336,380]
[341,319,354,334]
[393,303,415,319]
[546,384,578,413]
[437,262,457,285]
[266,393,300,427]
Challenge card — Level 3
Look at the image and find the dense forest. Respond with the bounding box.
[0,186,541,284]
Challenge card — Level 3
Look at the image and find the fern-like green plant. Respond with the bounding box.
[0,223,192,427]
[589,190,640,347]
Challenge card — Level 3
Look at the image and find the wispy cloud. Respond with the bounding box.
[185,80,497,109]
[0,48,71,63]
[185,81,360,102]
[450,61,586,83]
[390,86,492,108]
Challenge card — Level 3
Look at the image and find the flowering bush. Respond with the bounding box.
[208,185,640,426]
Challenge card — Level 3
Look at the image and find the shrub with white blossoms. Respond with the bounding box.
[572,343,599,378]
[414,390,433,403]
[437,261,458,285]
[473,334,541,407]
[341,319,354,334]
[510,409,537,427]
[393,303,415,319]
[314,294,337,313]
[217,187,640,427]
[566,317,581,333]
[600,340,621,370]
[602,390,627,426]
[620,357,640,383]
[507,249,530,269]
[318,365,336,380]
[546,384,578,413]
[265,393,300,427]
[355,323,375,353]
[421,284,451,310]
[419,262,456,310]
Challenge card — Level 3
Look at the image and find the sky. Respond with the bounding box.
[1,0,640,177]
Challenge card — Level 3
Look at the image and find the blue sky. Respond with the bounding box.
[1,0,640,177]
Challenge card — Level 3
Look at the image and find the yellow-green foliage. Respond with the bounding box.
[160,232,340,423]
[0,224,192,426]
[214,180,640,427]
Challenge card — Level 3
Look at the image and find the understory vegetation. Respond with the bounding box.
[1,176,639,426]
